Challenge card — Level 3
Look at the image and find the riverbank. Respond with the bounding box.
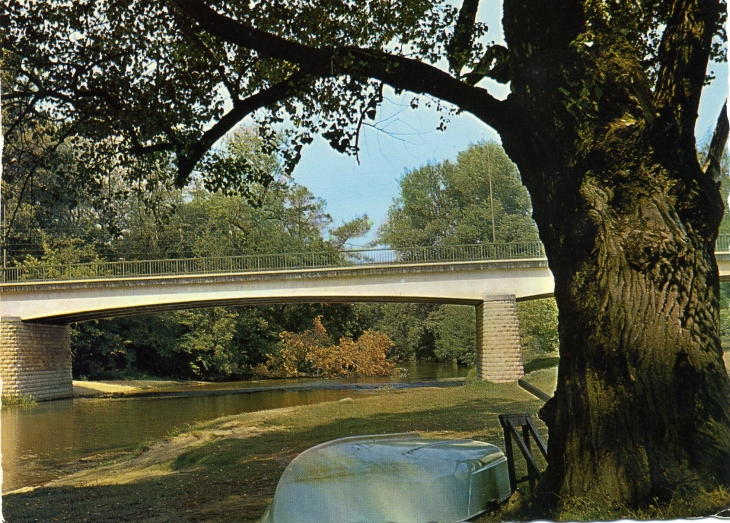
[72,379,189,397]
[4,373,554,523]
[7,364,728,522]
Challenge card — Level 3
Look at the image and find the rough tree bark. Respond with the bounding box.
[495,0,730,506]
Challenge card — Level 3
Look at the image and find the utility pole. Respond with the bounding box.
[487,145,496,244]
[2,188,6,271]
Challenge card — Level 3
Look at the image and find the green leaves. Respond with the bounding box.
[200,129,280,198]
[3,0,465,192]
[378,141,539,248]
[329,215,372,250]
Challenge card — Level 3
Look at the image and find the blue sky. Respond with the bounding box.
[287,1,728,247]
[292,60,728,248]
[292,89,501,247]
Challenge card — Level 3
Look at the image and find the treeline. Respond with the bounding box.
[3,125,560,381]
[373,141,559,367]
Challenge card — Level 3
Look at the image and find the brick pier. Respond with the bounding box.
[475,295,525,382]
[0,318,73,401]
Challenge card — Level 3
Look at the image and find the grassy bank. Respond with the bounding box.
[5,366,728,522]
[5,380,547,523]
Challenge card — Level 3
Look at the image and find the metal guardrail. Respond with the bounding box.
[4,234,730,283]
[1,242,546,283]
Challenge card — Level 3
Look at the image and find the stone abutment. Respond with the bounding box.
[0,318,73,401]
[475,296,525,382]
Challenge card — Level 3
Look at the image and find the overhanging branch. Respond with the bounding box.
[703,101,729,182]
[174,69,314,186]
[170,0,507,130]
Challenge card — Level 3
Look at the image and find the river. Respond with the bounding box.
[1,362,468,493]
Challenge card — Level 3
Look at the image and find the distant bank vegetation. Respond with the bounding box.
[6,129,562,382]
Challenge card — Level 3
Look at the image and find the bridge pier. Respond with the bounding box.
[475,296,525,382]
[0,318,73,401]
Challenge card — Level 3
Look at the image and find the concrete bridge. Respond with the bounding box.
[3,241,730,401]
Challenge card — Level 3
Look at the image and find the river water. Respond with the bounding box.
[1,363,468,493]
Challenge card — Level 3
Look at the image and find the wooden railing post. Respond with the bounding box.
[498,412,548,493]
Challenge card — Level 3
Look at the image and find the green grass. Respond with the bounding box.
[4,374,728,522]
[523,354,560,374]
[1,393,37,407]
[477,483,729,522]
[526,486,730,521]
[4,381,544,523]
[523,367,558,395]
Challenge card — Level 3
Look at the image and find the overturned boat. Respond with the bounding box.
[259,432,512,523]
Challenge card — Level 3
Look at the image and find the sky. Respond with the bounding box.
[288,0,729,249]
[291,61,728,248]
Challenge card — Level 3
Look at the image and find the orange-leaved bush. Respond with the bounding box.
[258,316,397,378]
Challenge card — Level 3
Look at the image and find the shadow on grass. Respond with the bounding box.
[5,388,545,523]
[524,356,560,374]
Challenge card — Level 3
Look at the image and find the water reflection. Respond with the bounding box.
[2,362,468,492]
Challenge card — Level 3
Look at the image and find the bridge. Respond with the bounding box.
[3,240,730,401]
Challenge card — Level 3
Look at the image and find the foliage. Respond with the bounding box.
[71,320,138,379]
[257,316,397,378]
[2,0,467,188]
[17,236,111,280]
[378,141,538,248]
[174,308,243,378]
[372,303,438,362]
[428,305,476,366]
[517,299,560,361]
[329,215,372,250]
[114,132,339,261]
[1,394,37,408]
[0,120,176,265]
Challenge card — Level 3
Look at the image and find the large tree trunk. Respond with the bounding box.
[531,140,730,505]
[496,1,730,507]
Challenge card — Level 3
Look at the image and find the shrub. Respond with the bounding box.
[261,316,397,378]
[2,394,37,407]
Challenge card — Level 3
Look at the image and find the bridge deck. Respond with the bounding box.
[3,242,730,324]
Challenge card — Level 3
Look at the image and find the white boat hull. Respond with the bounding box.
[260,433,511,523]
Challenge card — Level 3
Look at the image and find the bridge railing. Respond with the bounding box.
[4,235,730,283]
[0,242,546,283]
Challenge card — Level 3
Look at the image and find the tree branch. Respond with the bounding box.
[170,0,507,130]
[171,7,242,102]
[174,69,314,186]
[446,0,481,75]
[464,44,511,85]
[703,101,729,182]
[653,0,723,139]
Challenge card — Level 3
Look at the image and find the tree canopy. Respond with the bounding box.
[4,0,730,513]
[375,141,557,366]
[378,140,538,247]
[5,1,726,186]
